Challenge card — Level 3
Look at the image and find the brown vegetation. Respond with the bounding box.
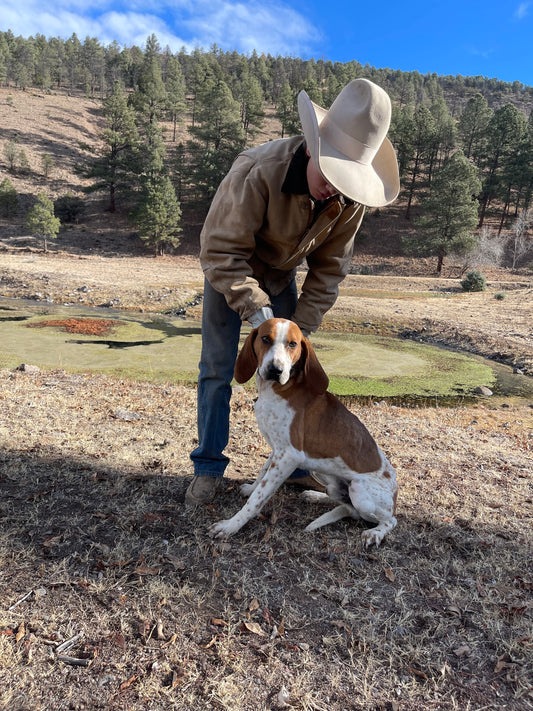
[27,318,123,336]
[0,367,531,710]
[0,85,532,711]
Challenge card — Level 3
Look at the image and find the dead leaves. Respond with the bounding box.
[15,621,26,643]
[206,597,286,648]
[119,675,138,693]
[383,567,396,582]
[453,644,472,658]
[133,563,161,576]
[240,621,266,637]
[407,666,429,681]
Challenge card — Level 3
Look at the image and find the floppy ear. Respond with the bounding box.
[234,328,259,383]
[301,336,329,394]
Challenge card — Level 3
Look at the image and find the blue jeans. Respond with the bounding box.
[190,278,306,479]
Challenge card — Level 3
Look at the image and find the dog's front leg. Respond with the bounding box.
[240,453,273,497]
[209,453,296,539]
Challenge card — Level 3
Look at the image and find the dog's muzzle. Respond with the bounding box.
[264,363,283,381]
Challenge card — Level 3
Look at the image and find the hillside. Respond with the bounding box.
[0,85,530,282]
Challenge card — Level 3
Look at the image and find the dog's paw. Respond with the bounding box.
[301,489,328,503]
[240,482,255,497]
[361,528,384,548]
[208,521,234,539]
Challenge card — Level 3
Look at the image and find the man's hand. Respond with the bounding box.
[248,307,274,328]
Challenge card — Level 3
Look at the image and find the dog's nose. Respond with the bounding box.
[265,364,283,381]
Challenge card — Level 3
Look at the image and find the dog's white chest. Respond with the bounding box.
[254,383,295,450]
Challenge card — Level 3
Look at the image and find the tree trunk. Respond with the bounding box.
[498,186,511,235]
[405,154,420,220]
[109,183,116,213]
[436,247,445,275]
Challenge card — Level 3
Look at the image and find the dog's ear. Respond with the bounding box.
[234,328,259,383]
[301,336,329,394]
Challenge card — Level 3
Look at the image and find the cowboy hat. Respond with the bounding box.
[298,78,400,207]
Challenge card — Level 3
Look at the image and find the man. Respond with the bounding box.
[187,78,400,506]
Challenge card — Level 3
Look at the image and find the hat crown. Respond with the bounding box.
[298,78,399,206]
[320,79,392,165]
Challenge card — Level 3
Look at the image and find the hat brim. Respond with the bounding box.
[298,92,400,208]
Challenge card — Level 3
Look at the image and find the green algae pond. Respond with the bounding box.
[1,298,531,405]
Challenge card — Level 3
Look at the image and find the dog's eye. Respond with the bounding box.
[288,341,297,348]
[261,336,272,345]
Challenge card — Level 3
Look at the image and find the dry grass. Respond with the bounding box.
[0,368,531,710]
[0,85,532,710]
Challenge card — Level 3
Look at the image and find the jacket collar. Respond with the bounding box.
[281,141,309,195]
[281,140,352,210]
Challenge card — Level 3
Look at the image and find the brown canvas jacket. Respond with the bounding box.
[200,136,365,333]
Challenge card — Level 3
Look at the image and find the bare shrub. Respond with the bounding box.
[452,226,505,274]
[509,209,532,269]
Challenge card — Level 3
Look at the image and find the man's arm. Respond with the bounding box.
[200,157,273,322]
[293,203,365,334]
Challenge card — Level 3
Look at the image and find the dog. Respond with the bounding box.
[209,318,398,547]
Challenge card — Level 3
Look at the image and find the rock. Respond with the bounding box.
[115,408,142,421]
[17,363,40,374]
[474,386,493,397]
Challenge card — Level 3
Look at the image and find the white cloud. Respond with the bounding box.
[514,2,530,19]
[465,44,494,60]
[182,0,322,56]
[1,0,321,57]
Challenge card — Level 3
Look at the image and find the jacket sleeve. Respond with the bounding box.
[292,203,365,334]
[199,158,273,321]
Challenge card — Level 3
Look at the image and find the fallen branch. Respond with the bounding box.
[8,590,33,611]
[56,632,83,654]
[57,654,92,667]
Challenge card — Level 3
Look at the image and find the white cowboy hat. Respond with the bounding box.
[298,78,400,207]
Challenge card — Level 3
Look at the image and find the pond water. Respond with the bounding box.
[0,297,531,405]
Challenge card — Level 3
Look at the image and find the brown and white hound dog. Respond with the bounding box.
[209,318,398,547]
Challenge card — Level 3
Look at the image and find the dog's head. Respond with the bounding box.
[234,318,329,394]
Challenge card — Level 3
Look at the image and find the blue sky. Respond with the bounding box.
[2,0,532,86]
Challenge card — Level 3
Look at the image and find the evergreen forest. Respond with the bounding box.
[0,30,532,268]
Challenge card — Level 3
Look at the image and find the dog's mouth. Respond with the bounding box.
[262,364,289,384]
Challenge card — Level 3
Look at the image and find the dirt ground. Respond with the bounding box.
[0,245,532,376]
[0,362,532,711]
[0,86,532,710]
[0,244,532,710]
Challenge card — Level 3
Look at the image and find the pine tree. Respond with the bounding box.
[81,36,105,96]
[171,142,187,201]
[187,76,245,199]
[237,68,265,141]
[427,96,457,182]
[131,44,168,184]
[478,104,526,227]
[83,83,140,211]
[134,175,181,256]
[26,193,61,252]
[64,33,82,93]
[389,103,415,178]
[404,150,482,274]
[404,105,436,219]
[165,55,186,141]
[131,51,167,125]
[276,82,299,138]
[457,93,492,161]
[41,153,54,179]
[4,140,18,172]
[0,177,18,216]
